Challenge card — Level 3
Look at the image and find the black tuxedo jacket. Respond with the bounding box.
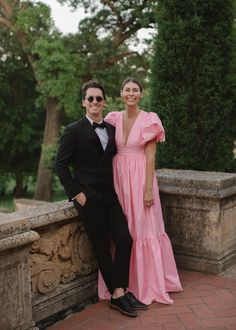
[55,116,118,203]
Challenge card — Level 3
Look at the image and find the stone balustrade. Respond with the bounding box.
[157,169,236,274]
[0,169,235,329]
[0,201,97,330]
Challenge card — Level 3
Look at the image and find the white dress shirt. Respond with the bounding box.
[86,115,109,150]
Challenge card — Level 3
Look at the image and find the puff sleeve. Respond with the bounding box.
[141,112,165,145]
[104,111,119,127]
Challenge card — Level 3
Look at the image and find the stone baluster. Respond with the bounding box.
[0,213,39,330]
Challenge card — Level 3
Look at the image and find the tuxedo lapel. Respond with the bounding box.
[82,117,104,152]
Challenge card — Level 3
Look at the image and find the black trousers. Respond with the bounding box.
[73,198,132,294]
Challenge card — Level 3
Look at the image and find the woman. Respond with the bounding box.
[99,77,182,305]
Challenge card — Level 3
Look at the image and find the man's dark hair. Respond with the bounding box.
[81,80,106,100]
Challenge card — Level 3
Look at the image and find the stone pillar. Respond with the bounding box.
[0,214,39,330]
[157,169,236,274]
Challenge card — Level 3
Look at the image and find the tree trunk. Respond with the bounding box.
[13,173,24,198]
[34,98,63,201]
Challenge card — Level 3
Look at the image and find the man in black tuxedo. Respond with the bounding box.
[55,80,147,317]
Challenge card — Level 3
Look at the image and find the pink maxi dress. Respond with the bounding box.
[98,110,183,305]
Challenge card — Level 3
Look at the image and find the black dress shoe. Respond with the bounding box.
[110,295,138,317]
[125,292,148,310]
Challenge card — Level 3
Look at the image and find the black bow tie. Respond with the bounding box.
[93,121,106,129]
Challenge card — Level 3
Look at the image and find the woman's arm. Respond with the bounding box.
[144,139,156,207]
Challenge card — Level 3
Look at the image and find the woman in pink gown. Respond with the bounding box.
[99,77,182,305]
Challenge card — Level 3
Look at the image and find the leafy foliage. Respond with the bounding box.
[59,0,157,86]
[15,2,52,36]
[11,2,84,119]
[32,36,84,119]
[40,142,58,169]
[151,0,236,172]
[0,29,44,185]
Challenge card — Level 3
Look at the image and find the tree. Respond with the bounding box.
[0,1,65,200]
[59,0,156,44]
[57,0,157,118]
[0,0,157,200]
[150,0,236,172]
[32,36,85,199]
[0,1,84,200]
[0,28,44,197]
[59,0,157,82]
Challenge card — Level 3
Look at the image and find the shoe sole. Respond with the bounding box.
[109,303,138,317]
[133,306,148,310]
[125,294,148,310]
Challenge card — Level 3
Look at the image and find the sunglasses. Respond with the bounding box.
[86,96,103,103]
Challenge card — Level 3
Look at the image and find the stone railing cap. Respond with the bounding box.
[156,169,236,199]
[26,200,78,229]
[0,212,31,239]
[0,200,77,239]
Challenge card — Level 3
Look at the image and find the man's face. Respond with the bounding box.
[82,87,106,120]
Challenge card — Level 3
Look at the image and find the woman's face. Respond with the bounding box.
[121,81,142,108]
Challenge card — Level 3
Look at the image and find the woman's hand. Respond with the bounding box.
[144,188,154,208]
[75,192,86,206]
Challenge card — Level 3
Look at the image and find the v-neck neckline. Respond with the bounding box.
[122,110,142,145]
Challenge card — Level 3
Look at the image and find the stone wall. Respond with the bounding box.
[157,169,236,274]
[0,169,235,329]
[0,201,97,330]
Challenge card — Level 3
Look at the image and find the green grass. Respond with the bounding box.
[0,190,67,212]
[0,195,14,211]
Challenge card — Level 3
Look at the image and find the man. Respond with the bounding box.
[55,80,147,317]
